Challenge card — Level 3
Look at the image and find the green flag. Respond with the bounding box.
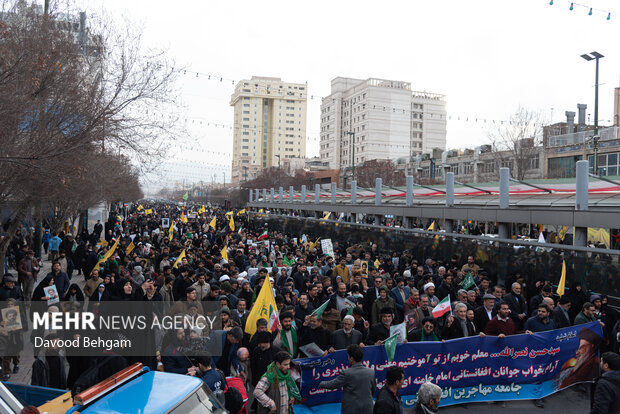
[346,306,354,316]
[384,333,399,362]
[311,299,330,319]
[462,272,475,290]
[182,192,189,201]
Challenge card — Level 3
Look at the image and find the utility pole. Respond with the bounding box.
[345,131,355,185]
[276,154,281,187]
[581,51,604,174]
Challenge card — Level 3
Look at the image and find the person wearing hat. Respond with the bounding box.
[371,285,396,326]
[0,274,24,302]
[367,307,394,345]
[220,306,238,331]
[590,351,620,413]
[474,294,497,334]
[559,326,603,390]
[250,331,282,388]
[552,296,572,329]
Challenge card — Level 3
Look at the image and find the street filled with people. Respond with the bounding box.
[1,202,619,413]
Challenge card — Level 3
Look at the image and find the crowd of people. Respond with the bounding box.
[0,202,618,413]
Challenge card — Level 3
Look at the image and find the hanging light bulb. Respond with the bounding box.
[569,2,573,10]
[588,7,592,15]
[607,12,611,20]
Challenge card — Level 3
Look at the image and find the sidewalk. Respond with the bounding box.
[5,255,88,385]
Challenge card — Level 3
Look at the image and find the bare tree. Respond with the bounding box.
[355,159,406,188]
[489,106,544,180]
[0,1,176,266]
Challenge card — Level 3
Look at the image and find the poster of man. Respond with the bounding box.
[557,325,603,389]
[404,308,420,333]
[45,285,60,305]
[1,307,22,331]
[361,261,368,276]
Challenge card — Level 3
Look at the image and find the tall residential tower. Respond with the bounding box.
[319,77,447,170]
[230,76,307,185]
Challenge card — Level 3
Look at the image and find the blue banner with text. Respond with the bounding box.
[293,322,602,413]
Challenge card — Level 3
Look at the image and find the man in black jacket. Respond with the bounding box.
[552,296,572,329]
[503,282,528,330]
[473,294,497,334]
[373,365,404,414]
[591,352,620,414]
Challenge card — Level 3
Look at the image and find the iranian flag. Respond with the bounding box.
[268,309,280,332]
[257,230,269,241]
[432,296,451,318]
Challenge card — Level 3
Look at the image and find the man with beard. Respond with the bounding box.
[590,351,620,414]
[329,282,349,313]
[367,308,394,345]
[559,326,603,389]
[408,317,441,342]
[273,312,298,358]
[329,315,364,351]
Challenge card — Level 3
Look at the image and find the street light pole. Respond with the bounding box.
[346,131,355,183]
[275,154,281,186]
[581,51,604,174]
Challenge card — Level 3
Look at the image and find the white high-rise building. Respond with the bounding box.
[319,77,446,169]
[230,76,307,185]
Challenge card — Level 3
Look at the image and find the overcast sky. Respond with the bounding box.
[80,0,620,192]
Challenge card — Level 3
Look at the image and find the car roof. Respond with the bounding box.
[79,370,202,413]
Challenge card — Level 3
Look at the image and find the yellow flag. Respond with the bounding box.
[558,226,567,242]
[91,238,119,275]
[322,212,331,220]
[173,250,186,269]
[308,237,321,250]
[180,212,187,223]
[209,216,216,230]
[245,275,278,336]
[427,221,436,231]
[374,258,381,269]
[168,221,175,240]
[221,245,228,263]
[557,260,566,296]
[237,209,245,216]
[229,215,235,232]
[97,238,108,247]
[126,241,135,255]
[258,209,264,213]
[137,204,144,211]
[198,205,206,214]
[153,209,157,215]
[225,211,233,218]
[144,209,153,215]
[105,238,120,261]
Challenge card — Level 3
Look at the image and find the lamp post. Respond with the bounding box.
[581,51,604,174]
[345,131,355,183]
[275,154,281,186]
